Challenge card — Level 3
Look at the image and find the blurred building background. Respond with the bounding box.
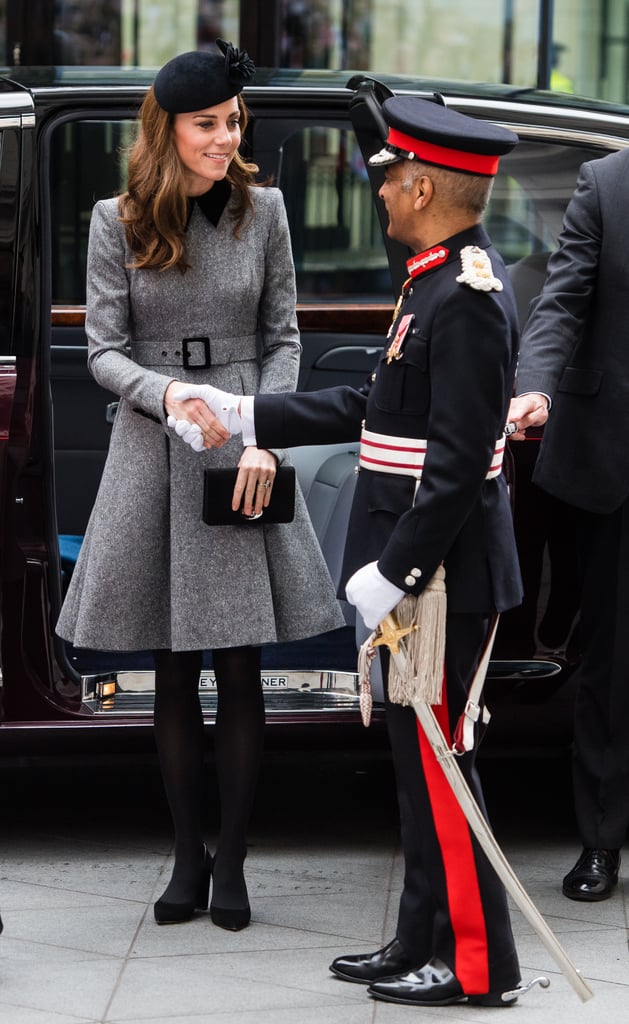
[0,0,627,103]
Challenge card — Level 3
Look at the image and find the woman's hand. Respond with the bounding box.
[164,380,230,449]
[232,448,278,516]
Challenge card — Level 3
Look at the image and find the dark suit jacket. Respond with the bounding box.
[516,148,629,514]
[255,224,522,615]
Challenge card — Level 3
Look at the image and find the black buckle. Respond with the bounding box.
[182,336,211,369]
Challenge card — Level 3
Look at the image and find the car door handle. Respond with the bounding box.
[314,345,382,371]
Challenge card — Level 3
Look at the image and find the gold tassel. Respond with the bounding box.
[388,564,446,706]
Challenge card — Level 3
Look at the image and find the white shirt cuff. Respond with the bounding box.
[240,396,257,447]
[519,389,552,411]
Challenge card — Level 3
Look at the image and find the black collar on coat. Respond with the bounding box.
[186,178,232,228]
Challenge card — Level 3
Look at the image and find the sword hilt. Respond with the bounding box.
[372,613,417,654]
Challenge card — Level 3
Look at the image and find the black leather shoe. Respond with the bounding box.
[562,848,620,901]
[329,938,415,984]
[367,957,518,1007]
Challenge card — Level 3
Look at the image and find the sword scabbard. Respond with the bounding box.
[374,612,594,1004]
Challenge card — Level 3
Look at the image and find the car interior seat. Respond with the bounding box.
[507,251,551,329]
[288,444,359,624]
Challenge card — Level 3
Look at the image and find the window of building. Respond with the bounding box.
[3,1,629,105]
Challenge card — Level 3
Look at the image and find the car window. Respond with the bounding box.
[483,138,603,324]
[51,118,134,305]
[486,139,602,264]
[49,116,607,307]
[277,125,392,302]
[49,116,393,307]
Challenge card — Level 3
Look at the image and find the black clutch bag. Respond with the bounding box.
[203,466,296,525]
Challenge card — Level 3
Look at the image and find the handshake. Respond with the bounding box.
[167,384,405,627]
[166,383,244,452]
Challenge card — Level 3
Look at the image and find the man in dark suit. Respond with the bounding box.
[172,97,523,1006]
[508,149,629,902]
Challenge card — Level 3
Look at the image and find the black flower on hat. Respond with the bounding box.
[216,38,256,86]
[153,41,256,114]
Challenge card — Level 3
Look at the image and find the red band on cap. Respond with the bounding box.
[388,127,500,176]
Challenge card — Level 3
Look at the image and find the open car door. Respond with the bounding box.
[0,356,17,586]
[0,82,47,718]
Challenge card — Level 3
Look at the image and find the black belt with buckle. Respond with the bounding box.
[182,336,211,369]
[132,334,257,368]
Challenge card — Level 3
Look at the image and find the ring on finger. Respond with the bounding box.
[259,480,272,489]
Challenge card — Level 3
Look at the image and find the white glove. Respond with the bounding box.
[171,383,243,433]
[166,416,205,452]
[345,561,405,630]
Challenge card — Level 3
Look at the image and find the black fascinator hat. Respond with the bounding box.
[153,39,256,114]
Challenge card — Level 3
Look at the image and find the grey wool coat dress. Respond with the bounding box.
[56,187,345,651]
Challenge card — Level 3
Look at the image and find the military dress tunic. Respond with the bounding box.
[56,187,344,651]
[254,223,522,611]
[252,223,523,994]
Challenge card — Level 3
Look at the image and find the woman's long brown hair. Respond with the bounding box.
[118,88,260,272]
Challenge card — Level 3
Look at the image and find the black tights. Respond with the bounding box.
[153,646,264,909]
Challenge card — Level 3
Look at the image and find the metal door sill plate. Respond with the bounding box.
[82,668,362,716]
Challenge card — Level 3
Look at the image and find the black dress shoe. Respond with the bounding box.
[368,957,518,1007]
[329,937,415,984]
[562,848,620,901]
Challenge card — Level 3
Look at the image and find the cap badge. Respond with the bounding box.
[456,245,503,292]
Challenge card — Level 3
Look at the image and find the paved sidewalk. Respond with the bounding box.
[0,752,626,1023]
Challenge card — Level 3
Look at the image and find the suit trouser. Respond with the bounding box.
[573,499,629,849]
[383,612,520,995]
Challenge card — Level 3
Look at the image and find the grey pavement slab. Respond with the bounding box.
[0,754,627,1022]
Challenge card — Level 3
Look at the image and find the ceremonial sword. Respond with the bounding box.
[373,612,594,1004]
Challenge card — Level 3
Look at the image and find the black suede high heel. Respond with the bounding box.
[209,902,251,931]
[154,846,213,925]
[210,856,251,931]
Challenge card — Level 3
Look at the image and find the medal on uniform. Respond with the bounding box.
[386,245,451,340]
[387,276,412,339]
[386,313,414,363]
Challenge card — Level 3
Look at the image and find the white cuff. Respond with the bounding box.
[240,396,257,447]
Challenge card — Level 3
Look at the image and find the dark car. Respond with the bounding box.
[1,66,627,755]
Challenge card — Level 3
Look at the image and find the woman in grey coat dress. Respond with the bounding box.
[56,42,344,931]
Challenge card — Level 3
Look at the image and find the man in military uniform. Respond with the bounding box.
[170,97,523,1007]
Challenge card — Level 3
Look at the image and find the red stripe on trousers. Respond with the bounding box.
[416,674,489,993]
